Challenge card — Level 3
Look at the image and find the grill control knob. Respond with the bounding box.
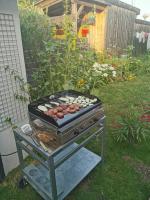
[74,129,80,136]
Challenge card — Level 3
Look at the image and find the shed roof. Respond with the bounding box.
[135,19,150,26]
[104,0,140,14]
[35,0,140,14]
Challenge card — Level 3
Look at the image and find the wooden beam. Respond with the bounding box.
[36,0,63,9]
[78,1,105,11]
[72,0,78,33]
[50,15,73,24]
[77,5,84,19]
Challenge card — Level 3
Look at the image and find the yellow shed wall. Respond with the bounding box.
[78,9,107,52]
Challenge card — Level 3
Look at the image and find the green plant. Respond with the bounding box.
[4,66,29,102]
[19,1,51,51]
[5,117,18,130]
[30,40,67,100]
[29,16,98,99]
[124,45,134,58]
[113,109,150,144]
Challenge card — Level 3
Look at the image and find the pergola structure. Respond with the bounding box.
[35,0,141,53]
[35,0,110,51]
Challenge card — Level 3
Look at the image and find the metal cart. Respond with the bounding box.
[14,118,105,200]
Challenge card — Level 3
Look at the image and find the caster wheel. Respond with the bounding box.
[18,177,28,189]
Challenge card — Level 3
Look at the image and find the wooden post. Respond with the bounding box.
[71,0,78,33]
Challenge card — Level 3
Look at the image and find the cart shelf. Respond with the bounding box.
[14,120,104,200]
[23,143,101,200]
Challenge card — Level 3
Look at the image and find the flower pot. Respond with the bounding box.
[56,29,64,35]
[81,28,89,37]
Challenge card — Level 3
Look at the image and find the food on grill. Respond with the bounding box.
[56,106,63,112]
[57,112,64,119]
[50,101,60,106]
[28,90,101,130]
[53,109,58,115]
[58,95,98,107]
[75,105,80,111]
[38,105,48,112]
[69,104,75,109]
[63,109,68,115]
[48,110,53,115]
[59,97,68,102]
[69,108,76,113]
[45,104,52,109]
[38,95,98,120]
[60,104,68,109]
[43,103,80,119]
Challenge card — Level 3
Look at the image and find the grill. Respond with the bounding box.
[28,90,104,148]
[15,90,105,200]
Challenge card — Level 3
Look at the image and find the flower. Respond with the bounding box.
[127,75,136,81]
[79,54,83,60]
[77,79,86,87]
[93,62,99,68]
[112,71,117,77]
[109,66,115,71]
[102,73,108,77]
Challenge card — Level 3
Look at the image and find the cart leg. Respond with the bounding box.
[18,176,28,189]
[99,119,105,163]
[16,140,24,167]
[48,157,58,200]
[16,139,27,189]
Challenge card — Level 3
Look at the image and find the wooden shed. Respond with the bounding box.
[35,0,140,53]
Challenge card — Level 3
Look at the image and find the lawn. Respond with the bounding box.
[0,74,150,200]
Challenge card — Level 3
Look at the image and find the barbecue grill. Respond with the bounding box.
[28,90,104,147]
[14,90,105,200]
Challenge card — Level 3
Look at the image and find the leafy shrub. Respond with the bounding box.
[19,1,51,51]
[28,15,99,99]
[29,37,97,99]
[30,40,67,99]
[113,109,150,144]
[118,57,142,80]
[98,45,149,81]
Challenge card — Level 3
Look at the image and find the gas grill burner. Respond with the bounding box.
[28,90,104,147]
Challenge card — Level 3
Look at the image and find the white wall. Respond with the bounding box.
[0,0,28,175]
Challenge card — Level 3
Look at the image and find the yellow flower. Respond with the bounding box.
[127,74,136,81]
[77,79,86,87]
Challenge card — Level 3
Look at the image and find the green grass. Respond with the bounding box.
[0,74,150,200]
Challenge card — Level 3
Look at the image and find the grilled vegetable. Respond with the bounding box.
[38,105,48,112]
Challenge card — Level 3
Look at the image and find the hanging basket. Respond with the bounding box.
[87,16,96,25]
[81,28,89,37]
[56,29,64,35]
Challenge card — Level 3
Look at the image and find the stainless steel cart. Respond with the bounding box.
[14,118,105,200]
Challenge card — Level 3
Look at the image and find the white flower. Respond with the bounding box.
[112,71,117,77]
[101,64,108,68]
[109,66,115,71]
[100,67,106,71]
[97,70,102,74]
[102,73,108,77]
[93,62,100,68]
[79,54,83,60]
